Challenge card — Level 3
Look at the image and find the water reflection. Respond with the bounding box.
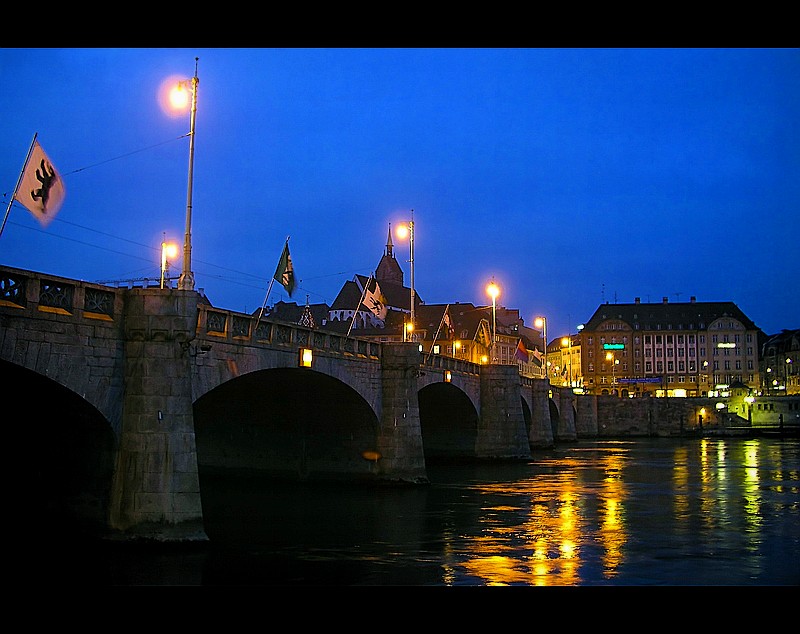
[60,438,800,586]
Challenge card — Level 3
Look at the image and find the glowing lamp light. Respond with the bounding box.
[299,347,313,368]
[396,210,415,341]
[486,278,500,362]
[169,84,190,110]
[444,370,452,383]
[160,239,179,289]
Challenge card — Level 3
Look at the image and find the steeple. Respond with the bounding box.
[385,224,394,257]
[376,223,404,285]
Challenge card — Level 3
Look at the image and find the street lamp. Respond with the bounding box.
[787,358,793,393]
[396,209,415,341]
[169,57,199,291]
[486,278,500,362]
[606,351,620,395]
[561,336,572,387]
[160,236,178,289]
[535,316,547,382]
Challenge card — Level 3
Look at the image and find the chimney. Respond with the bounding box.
[690,296,696,303]
[662,297,669,304]
[635,297,640,304]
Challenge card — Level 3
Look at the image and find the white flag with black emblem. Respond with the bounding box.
[15,139,66,227]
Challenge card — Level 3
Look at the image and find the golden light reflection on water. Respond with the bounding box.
[673,444,690,523]
[599,450,626,576]
[456,448,629,585]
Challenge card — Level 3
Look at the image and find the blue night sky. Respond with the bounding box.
[1,48,798,340]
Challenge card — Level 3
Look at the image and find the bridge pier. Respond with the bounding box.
[529,379,555,448]
[375,343,428,483]
[108,289,207,542]
[552,386,577,442]
[477,364,531,459]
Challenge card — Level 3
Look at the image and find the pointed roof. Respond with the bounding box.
[375,224,404,286]
[330,273,422,315]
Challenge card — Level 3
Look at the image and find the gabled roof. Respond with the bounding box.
[447,302,490,341]
[259,300,331,328]
[330,273,423,314]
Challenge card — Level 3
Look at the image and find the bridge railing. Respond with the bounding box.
[420,351,481,376]
[0,265,118,321]
[196,304,381,360]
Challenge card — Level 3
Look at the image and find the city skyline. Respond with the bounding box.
[1,48,797,338]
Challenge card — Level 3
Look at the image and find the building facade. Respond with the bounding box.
[263,229,790,401]
[760,329,799,395]
[578,296,763,397]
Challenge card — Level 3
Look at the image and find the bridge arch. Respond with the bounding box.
[3,359,116,538]
[417,382,480,462]
[193,367,381,480]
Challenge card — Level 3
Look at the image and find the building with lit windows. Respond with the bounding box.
[578,296,765,397]
[761,329,799,395]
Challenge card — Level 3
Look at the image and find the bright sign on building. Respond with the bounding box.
[603,343,625,350]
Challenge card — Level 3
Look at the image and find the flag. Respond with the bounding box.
[514,339,529,363]
[443,309,455,339]
[363,277,388,320]
[562,365,568,377]
[531,348,543,368]
[15,139,66,227]
[273,241,295,296]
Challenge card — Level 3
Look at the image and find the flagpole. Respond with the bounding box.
[347,273,372,338]
[425,304,450,364]
[0,133,38,240]
[178,58,199,291]
[257,235,290,322]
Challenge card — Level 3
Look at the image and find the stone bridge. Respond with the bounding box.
[0,265,578,543]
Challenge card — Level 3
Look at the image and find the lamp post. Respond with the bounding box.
[160,235,178,289]
[606,351,620,396]
[486,278,499,362]
[169,57,199,291]
[562,336,572,387]
[396,209,415,342]
[787,357,793,394]
[535,316,547,382]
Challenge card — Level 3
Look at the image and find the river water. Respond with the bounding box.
[39,437,800,586]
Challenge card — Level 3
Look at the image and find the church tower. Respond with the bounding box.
[375,224,405,285]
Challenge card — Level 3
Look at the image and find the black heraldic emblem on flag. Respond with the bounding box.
[13,138,67,228]
[30,158,58,210]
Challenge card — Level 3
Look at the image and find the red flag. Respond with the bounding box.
[514,339,529,363]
